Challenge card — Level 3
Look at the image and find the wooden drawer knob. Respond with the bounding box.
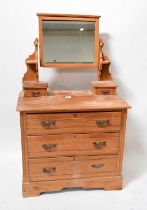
[96,119,110,127]
[91,163,104,168]
[93,141,106,149]
[42,144,57,151]
[41,120,56,128]
[32,90,40,97]
[42,167,56,174]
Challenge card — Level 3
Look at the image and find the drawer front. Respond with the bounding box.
[28,133,120,158]
[29,155,117,181]
[27,112,121,135]
[95,88,116,95]
[24,89,47,97]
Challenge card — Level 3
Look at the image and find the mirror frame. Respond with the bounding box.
[37,13,100,68]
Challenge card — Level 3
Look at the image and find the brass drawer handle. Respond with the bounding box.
[32,90,40,97]
[91,163,104,168]
[93,141,106,149]
[102,90,110,95]
[42,144,57,151]
[42,167,56,174]
[96,119,110,127]
[41,120,56,128]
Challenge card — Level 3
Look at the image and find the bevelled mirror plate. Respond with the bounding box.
[42,20,95,64]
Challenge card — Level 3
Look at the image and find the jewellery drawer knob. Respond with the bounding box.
[102,90,110,95]
[42,144,57,151]
[96,119,110,127]
[41,120,56,128]
[93,141,106,149]
[32,90,40,97]
[91,163,104,168]
[42,167,56,174]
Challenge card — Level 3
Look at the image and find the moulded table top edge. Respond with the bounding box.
[16,92,131,112]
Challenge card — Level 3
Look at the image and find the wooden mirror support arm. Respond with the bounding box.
[23,38,39,81]
[98,39,112,81]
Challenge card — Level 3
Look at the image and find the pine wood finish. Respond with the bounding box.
[23,39,39,81]
[16,13,131,197]
[17,103,129,197]
[26,112,122,134]
[29,155,117,181]
[23,176,122,197]
[23,81,48,97]
[98,39,112,80]
[91,81,117,95]
[17,93,130,112]
[28,133,120,158]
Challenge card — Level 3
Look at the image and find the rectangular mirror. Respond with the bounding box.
[38,15,99,68]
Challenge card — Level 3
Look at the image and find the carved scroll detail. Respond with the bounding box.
[98,39,112,81]
[23,38,38,81]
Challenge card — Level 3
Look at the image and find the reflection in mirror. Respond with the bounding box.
[42,21,95,64]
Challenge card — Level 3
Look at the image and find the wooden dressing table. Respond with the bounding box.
[17,13,130,197]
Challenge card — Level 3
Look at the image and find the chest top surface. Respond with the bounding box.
[17,92,130,112]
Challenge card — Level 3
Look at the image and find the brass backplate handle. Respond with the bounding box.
[42,144,57,151]
[41,120,56,128]
[93,141,106,149]
[96,119,110,127]
[91,163,104,168]
[42,167,56,174]
[102,90,110,95]
[32,90,40,97]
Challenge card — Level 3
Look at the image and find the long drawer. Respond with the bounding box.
[27,112,122,135]
[28,133,120,158]
[29,155,117,181]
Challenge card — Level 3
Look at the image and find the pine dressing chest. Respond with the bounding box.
[16,13,130,197]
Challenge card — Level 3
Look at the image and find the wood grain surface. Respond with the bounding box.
[29,155,117,181]
[28,133,120,158]
[26,112,121,135]
[17,93,130,112]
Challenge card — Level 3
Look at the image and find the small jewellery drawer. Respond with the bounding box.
[94,88,116,95]
[23,81,48,97]
[27,112,122,135]
[24,89,47,97]
[29,155,117,181]
[91,81,117,95]
[28,133,120,158]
